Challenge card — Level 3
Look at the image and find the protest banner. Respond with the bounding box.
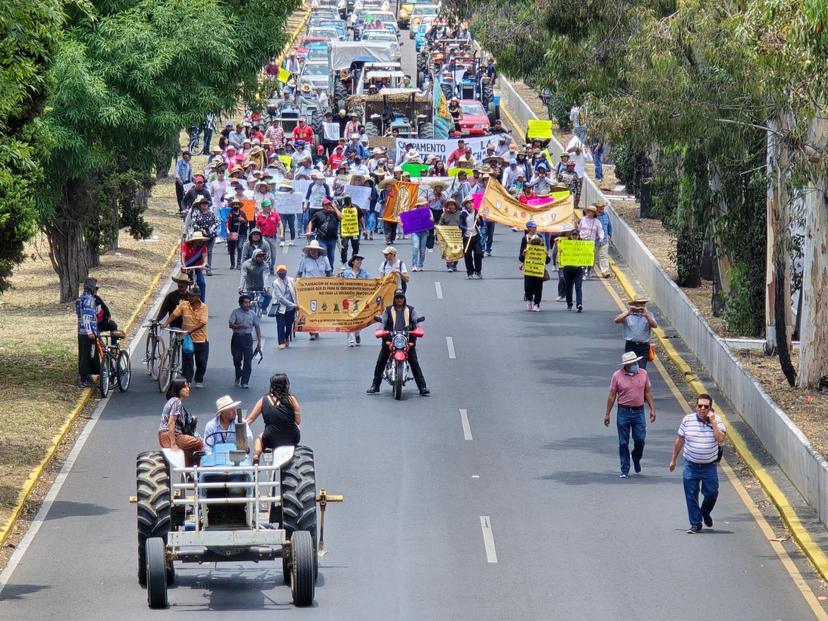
[479,180,575,233]
[399,207,434,234]
[435,225,464,262]
[381,181,418,222]
[240,199,256,222]
[295,274,397,332]
[395,136,491,166]
[402,163,430,178]
[344,184,372,210]
[272,190,304,214]
[340,207,360,237]
[557,239,596,267]
[522,245,547,278]
[526,191,571,207]
[527,119,553,140]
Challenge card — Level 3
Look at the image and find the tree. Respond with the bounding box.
[40,0,300,302]
[0,0,64,292]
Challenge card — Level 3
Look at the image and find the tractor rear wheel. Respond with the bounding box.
[418,122,434,139]
[280,445,318,577]
[290,530,315,606]
[145,537,168,609]
[137,451,172,587]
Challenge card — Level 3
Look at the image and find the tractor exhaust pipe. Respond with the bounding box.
[234,407,249,453]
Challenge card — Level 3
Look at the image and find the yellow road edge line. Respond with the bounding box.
[601,274,828,618]
[607,260,828,585]
[0,241,179,549]
[499,105,527,144]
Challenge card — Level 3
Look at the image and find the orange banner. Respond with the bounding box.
[479,180,576,233]
[381,181,419,223]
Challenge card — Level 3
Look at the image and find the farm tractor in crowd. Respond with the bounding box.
[133,413,342,609]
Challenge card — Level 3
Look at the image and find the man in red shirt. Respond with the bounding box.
[255,199,282,274]
[328,144,346,172]
[292,118,315,146]
[447,139,466,167]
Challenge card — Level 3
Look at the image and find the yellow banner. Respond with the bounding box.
[558,239,596,267]
[435,225,464,262]
[341,207,359,237]
[295,274,397,332]
[278,66,291,83]
[523,244,547,278]
[381,181,419,222]
[527,119,553,140]
[480,180,576,233]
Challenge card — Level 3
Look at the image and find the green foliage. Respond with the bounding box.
[721,263,761,335]
[0,0,65,292]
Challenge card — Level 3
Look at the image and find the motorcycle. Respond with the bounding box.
[374,315,425,400]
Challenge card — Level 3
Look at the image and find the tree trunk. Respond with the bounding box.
[46,216,89,303]
[798,176,828,387]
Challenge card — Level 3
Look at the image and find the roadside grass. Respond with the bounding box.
[0,173,185,529]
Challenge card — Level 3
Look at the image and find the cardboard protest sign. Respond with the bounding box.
[479,180,575,233]
[435,225,464,262]
[381,181,418,222]
[323,122,340,141]
[272,191,304,214]
[399,207,434,234]
[522,245,547,278]
[340,207,360,238]
[344,185,372,210]
[295,274,397,332]
[557,239,596,267]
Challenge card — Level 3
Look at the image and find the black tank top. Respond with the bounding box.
[261,395,300,449]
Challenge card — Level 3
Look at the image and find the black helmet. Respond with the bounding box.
[393,288,406,299]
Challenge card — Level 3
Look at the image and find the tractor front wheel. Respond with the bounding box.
[290,531,315,606]
[137,451,171,587]
[145,537,168,609]
[280,445,318,578]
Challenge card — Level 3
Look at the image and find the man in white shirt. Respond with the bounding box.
[566,135,587,207]
[203,395,254,453]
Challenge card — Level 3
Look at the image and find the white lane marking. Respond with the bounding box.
[459,408,473,440]
[480,516,498,563]
[0,274,175,595]
[435,281,443,299]
[446,336,456,359]
[471,475,480,479]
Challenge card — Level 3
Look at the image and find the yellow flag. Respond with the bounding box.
[435,225,464,261]
[278,66,291,83]
[341,207,359,238]
[480,180,576,233]
[295,274,397,332]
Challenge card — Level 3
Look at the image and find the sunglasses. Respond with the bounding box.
[697,403,711,410]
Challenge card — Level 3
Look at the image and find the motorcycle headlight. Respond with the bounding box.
[392,334,408,349]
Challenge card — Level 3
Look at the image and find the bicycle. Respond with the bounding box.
[187,124,201,154]
[157,328,188,394]
[143,320,166,379]
[245,289,267,319]
[96,331,131,398]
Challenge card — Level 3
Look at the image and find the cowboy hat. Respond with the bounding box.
[279,179,293,190]
[620,351,644,366]
[430,181,447,191]
[382,245,398,255]
[347,254,365,267]
[215,395,242,415]
[406,149,420,160]
[311,170,324,180]
[377,176,396,189]
[170,270,190,283]
[629,295,650,304]
[187,230,208,242]
[301,83,312,93]
[583,204,598,214]
[303,239,326,254]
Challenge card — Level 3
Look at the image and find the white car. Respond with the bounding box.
[360,31,401,60]
[300,61,331,90]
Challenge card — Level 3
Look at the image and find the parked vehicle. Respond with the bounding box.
[457,99,490,136]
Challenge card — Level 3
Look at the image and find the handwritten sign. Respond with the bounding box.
[340,207,360,238]
[323,122,340,141]
[399,207,434,234]
[522,244,547,278]
[558,239,596,267]
[527,119,553,140]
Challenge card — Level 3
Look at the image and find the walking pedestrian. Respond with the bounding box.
[594,201,613,277]
[603,351,656,478]
[668,394,726,533]
[340,254,369,346]
[438,198,461,272]
[614,295,657,369]
[181,231,208,301]
[578,204,605,279]
[410,197,430,272]
[378,246,410,291]
[75,277,100,388]
[174,150,193,210]
[296,240,333,341]
[276,179,297,247]
[270,264,297,349]
[162,286,209,388]
[225,199,248,270]
[307,197,341,260]
[228,294,262,389]
[519,232,550,312]
[460,197,483,279]
[338,195,364,266]
[558,229,585,311]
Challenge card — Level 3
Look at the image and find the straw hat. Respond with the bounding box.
[279,179,293,190]
[620,351,643,366]
[311,170,324,180]
[303,239,326,254]
[382,245,398,255]
[170,270,190,284]
[630,295,649,304]
[301,83,312,93]
[215,395,241,416]
[583,204,598,214]
[377,176,396,189]
[187,230,207,242]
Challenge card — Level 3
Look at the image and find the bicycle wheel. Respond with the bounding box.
[100,353,111,398]
[150,337,166,379]
[117,350,132,392]
[157,350,173,394]
[145,334,154,376]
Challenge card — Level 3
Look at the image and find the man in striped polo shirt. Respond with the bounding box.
[669,393,727,533]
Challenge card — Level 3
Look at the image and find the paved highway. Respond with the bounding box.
[0,26,825,621]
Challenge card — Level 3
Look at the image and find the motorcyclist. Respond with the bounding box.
[366,289,429,396]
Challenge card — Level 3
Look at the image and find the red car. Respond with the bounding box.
[458,100,490,136]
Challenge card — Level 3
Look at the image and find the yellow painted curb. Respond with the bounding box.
[500,105,526,144]
[0,241,179,549]
[609,259,828,581]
